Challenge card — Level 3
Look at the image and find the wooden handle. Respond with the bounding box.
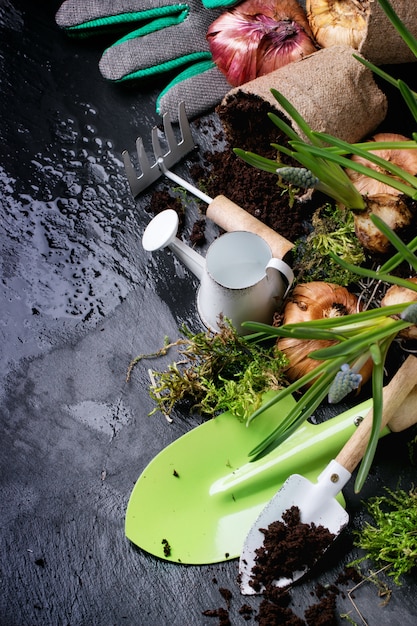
[336,355,417,473]
[206,195,294,259]
[387,384,417,432]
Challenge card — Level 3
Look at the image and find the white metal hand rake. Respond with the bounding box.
[122,102,294,261]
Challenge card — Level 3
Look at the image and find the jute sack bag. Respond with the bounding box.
[359,0,416,63]
[218,46,387,145]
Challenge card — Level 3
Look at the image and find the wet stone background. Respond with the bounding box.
[1,1,417,625]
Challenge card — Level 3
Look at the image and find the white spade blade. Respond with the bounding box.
[239,460,350,595]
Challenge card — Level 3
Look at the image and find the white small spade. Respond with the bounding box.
[142,210,294,334]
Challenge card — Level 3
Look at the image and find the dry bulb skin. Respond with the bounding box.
[345,133,417,254]
[381,277,417,339]
[207,0,317,87]
[306,0,370,49]
[352,194,414,255]
[346,133,417,197]
[276,282,373,386]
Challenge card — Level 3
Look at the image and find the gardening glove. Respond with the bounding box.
[55,0,239,121]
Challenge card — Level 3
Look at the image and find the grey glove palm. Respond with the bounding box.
[55,0,235,121]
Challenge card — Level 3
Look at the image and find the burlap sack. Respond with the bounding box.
[219,46,387,145]
[357,0,416,64]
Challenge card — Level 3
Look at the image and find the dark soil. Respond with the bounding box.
[148,95,321,255]
[191,104,318,247]
[248,506,335,593]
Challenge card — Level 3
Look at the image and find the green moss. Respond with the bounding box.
[351,487,417,584]
[140,317,289,420]
[293,203,365,285]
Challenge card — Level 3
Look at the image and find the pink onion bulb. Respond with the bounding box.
[207,0,318,87]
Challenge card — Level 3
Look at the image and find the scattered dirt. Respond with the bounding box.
[201,506,364,625]
[161,538,171,557]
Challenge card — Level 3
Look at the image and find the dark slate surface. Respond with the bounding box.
[1,2,416,625]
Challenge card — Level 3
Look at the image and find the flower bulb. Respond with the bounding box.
[207,0,317,87]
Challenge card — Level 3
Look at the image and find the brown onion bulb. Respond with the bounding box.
[352,194,413,254]
[207,0,317,87]
[277,282,373,385]
[381,277,417,340]
[346,133,417,197]
[306,0,369,49]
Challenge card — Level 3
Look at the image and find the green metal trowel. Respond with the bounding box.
[125,390,388,564]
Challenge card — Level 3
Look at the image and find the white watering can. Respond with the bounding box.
[142,210,294,334]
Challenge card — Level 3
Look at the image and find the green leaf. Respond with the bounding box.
[353,53,402,90]
[248,362,346,458]
[270,88,320,145]
[281,306,396,328]
[233,149,279,174]
[246,358,335,427]
[267,110,301,143]
[398,79,417,123]
[354,345,389,492]
[314,132,417,189]
[379,234,417,273]
[329,253,417,291]
[309,319,409,360]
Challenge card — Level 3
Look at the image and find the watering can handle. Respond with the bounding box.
[336,355,417,473]
[266,258,294,298]
[207,195,294,260]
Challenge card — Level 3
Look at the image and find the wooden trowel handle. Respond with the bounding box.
[336,355,417,474]
[206,195,294,259]
[388,384,417,432]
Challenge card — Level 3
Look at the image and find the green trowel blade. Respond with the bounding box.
[125,392,374,564]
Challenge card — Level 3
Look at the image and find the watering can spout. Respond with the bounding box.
[168,237,205,280]
[142,209,205,281]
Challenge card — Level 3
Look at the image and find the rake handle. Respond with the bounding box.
[207,195,294,260]
[336,355,417,473]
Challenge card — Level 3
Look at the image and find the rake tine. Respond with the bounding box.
[177,101,195,154]
[151,124,164,161]
[152,113,176,160]
[122,146,141,198]
[152,102,196,169]
[123,102,196,198]
[122,135,161,197]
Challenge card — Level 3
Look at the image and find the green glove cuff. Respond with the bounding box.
[114,51,213,83]
[111,12,187,45]
[201,0,238,7]
[156,61,230,121]
[156,58,216,106]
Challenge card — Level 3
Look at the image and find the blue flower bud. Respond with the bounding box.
[328,363,362,404]
[277,167,320,189]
